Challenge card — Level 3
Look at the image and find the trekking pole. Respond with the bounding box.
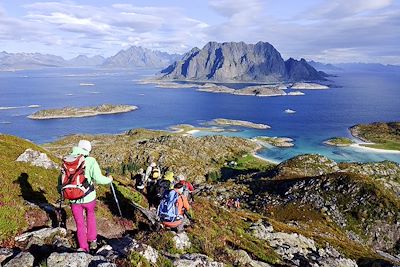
[106,169,123,217]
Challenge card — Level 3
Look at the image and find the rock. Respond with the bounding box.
[248,220,274,240]
[0,248,15,265]
[174,253,225,267]
[16,148,58,169]
[3,252,34,267]
[232,250,272,267]
[104,236,158,264]
[15,227,67,242]
[173,232,192,251]
[47,252,110,267]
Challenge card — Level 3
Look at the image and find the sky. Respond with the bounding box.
[0,0,399,64]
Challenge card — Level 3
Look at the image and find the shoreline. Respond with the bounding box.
[348,143,400,154]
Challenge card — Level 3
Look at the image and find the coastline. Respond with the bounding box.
[348,143,400,154]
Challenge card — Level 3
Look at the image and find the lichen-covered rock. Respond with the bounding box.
[249,221,357,267]
[47,252,110,267]
[232,250,272,267]
[173,253,225,267]
[16,148,58,169]
[3,252,34,267]
[0,248,16,265]
[173,232,192,251]
[275,154,339,178]
[15,227,67,242]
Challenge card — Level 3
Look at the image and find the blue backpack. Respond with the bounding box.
[157,190,179,222]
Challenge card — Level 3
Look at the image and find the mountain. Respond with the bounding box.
[0,52,66,70]
[307,60,342,72]
[335,63,400,72]
[161,41,326,82]
[102,46,181,69]
[67,55,105,67]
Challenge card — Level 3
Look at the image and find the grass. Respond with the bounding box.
[362,141,400,151]
[324,137,354,146]
[351,122,400,151]
[232,154,274,172]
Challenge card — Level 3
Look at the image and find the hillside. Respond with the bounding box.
[161,41,327,82]
[0,132,399,266]
[350,122,400,151]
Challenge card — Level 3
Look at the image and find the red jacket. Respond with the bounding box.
[178,180,194,192]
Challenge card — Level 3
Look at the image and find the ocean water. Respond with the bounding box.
[0,68,399,163]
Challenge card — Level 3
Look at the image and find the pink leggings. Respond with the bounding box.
[71,200,97,251]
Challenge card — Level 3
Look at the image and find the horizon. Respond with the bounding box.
[0,0,399,64]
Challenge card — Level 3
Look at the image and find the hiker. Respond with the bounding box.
[152,171,175,208]
[134,168,146,191]
[234,197,241,209]
[157,183,190,233]
[145,162,161,184]
[176,174,194,201]
[59,140,112,252]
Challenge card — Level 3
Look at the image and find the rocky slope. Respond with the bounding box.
[0,133,399,266]
[161,41,327,82]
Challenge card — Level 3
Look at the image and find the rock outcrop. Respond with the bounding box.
[16,148,58,169]
[161,41,326,82]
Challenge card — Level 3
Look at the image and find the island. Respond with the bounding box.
[290,82,329,90]
[254,136,294,147]
[207,118,270,129]
[349,122,400,151]
[197,84,286,97]
[28,104,138,120]
[287,91,305,96]
[323,137,355,147]
[284,109,296,114]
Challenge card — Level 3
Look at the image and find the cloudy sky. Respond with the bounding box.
[1,0,399,64]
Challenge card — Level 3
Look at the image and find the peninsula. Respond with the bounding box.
[255,136,294,147]
[350,122,400,151]
[28,104,137,120]
[208,118,270,129]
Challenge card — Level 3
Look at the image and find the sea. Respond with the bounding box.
[0,67,399,163]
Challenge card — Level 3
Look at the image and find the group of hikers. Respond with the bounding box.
[59,140,194,252]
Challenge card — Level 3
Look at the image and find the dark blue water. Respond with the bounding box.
[0,68,399,163]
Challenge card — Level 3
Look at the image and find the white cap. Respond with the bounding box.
[150,162,156,167]
[177,174,185,181]
[78,140,92,152]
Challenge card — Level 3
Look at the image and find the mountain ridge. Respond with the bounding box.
[161,41,327,82]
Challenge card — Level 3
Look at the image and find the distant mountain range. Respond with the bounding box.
[161,41,327,83]
[0,47,180,70]
[102,46,180,68]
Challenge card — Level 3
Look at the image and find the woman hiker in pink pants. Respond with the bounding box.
[63,140,113,252]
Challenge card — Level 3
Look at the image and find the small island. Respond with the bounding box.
[198,84,286,97]
[255,136,294,147]
[323,137,355,147]
[287,91,305,96]
[28,104,138,120]
[290,82,329,90]
[208,118,270,129]
[349,122,400,151]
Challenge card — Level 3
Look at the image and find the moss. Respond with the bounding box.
[129,251,151,267]
[155,255,173,267]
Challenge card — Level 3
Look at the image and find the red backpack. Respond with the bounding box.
[61,155,94,200]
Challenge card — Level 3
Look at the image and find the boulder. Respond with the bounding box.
[3,252,34,267]
[173,232,191,251]
[173,253,225,267]
[47,252,110,267]
[15,227,67,242]
[0,248,16,265]
[16,148,58,169]
[232,250,272,267]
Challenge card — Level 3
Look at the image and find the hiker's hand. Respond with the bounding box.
[108,175,113,181]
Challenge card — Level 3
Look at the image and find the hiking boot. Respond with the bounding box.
[89,241,97,251]
[77,248,87,253]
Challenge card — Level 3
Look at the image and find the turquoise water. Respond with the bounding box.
[0,68,399,163]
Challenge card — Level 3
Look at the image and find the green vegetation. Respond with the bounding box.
[324,137,354,146]
[232,154,273,172]
[350,122,400,151]
[129,251,151,267]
